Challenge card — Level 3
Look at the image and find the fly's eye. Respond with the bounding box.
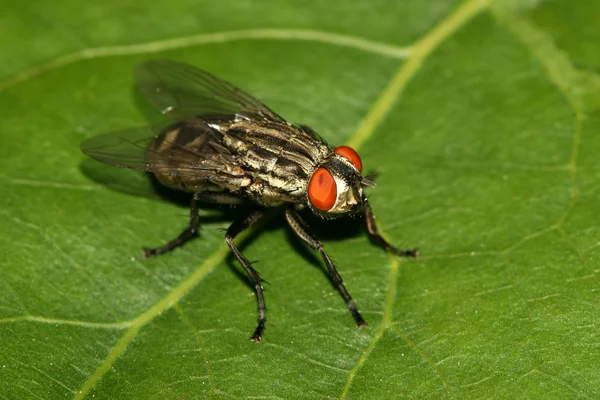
[334,145,362,172]
[308,168,337,211]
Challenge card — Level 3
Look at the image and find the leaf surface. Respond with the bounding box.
[1,0,599,398]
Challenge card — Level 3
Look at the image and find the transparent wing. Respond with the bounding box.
[134,59,287,123]
[80,121,243,179]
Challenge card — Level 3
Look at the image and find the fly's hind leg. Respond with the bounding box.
[285,207,367,328]
[224,209,268,342]
[143,192,252,259]
[143,193,202,258]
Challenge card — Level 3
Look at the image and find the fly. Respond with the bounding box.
[80,60,418,341]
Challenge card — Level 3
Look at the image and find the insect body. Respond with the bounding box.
[81,60,417,341]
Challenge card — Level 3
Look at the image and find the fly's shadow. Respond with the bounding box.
[285,211,363,270]
[79,158,249,227]
[225,206,364,292]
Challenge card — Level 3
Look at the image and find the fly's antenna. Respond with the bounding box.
[361,177,376,188]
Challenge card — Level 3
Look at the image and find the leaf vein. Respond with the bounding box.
[0,29,411,92]
[174,304,217,393]
[0,315,130,329]
[340,0,494,395]
[389,324,454,397]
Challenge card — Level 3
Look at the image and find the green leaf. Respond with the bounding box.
[1,0,599,398]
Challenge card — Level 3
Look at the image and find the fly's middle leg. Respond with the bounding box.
[143,193,201,258]
[224,209,267,342]
[285,206,367,328]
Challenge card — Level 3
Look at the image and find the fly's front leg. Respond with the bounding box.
[363,198,418,258]
[225,209,268,342]
[285,207,367,328]
[143,193,201,258]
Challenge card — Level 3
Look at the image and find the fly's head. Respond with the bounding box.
[306,145,373,219]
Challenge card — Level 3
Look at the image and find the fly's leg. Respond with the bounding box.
[225,209,268,342]
[363,198,418,258]
[143,193,201,258]
[285,207,367,328]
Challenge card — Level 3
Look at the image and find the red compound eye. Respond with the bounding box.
[334,145,362,172]
[307,168,337,211]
